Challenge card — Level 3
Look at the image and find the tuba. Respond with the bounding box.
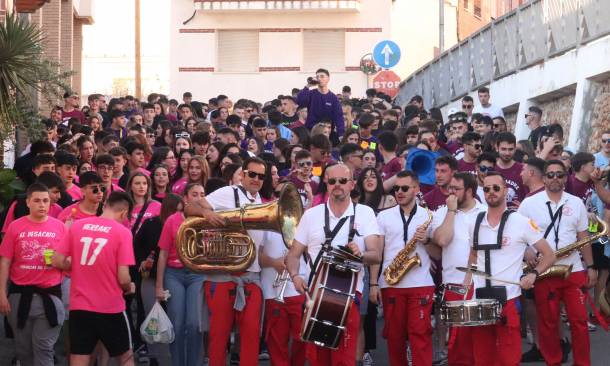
[176,183,303,273]
[406,148,440,185]
[524,215,608,281]
[383,206,433,285]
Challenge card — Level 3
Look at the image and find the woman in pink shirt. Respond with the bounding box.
[126,172,162,234]
[171,149,193,195]
[155,183,206,366]
[151,164,171,202]
[186,155,210,189]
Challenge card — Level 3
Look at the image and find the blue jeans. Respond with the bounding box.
[164,267,205,366]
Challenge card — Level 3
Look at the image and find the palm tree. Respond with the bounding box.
[0,12,72,143]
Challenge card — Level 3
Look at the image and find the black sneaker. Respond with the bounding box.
[561,338,571,363]
[521,345,544,362]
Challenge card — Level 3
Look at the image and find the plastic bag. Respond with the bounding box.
[140,301,174,344]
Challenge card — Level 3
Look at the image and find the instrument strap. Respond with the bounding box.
[131,200,151,236]
[399,204,418,243]
[233,186,255,208]
[473,210,514,288]
[544,201,563,250]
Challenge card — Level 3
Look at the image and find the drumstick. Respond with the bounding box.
[456,266,522,286]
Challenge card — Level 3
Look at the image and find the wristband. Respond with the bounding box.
[587,264,596,270]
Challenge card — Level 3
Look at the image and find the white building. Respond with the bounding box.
[169,0,392,102]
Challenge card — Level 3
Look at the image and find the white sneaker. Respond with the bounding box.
[362,352,374,366]
[588,321,597,331]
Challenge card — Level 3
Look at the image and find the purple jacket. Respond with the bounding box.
[297,87,345,136]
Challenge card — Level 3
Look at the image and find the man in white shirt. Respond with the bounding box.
[368,171,437,366]
[518,159,596,366]
[191,157,268,366]
[466,172,555,365]
[472,86,504,119]
[432,172,485,365]
[286,164,381,366]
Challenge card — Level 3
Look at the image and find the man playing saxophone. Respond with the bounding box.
[518,159,597,365]
[369,170,438,366]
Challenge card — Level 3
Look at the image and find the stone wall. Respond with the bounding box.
[539,94,575,145]
[588,78,610,153]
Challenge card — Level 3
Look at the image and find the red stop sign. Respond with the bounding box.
[372,70,401,97]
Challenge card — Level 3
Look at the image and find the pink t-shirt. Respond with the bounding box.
[56,216,135,313]
[57,202,98,223]
[66,184,83,202]
[171,177,188,195]
[158,212,185,268]
[0,216,64,288]
[128,200,162,232]
[1,201,63,233]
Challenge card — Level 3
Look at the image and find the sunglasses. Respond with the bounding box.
[479,165,494,173]
[297,160,313,168]
[90,185,107,194]
[493,123,504,128]
[468,143,482,150]
[392,185,411,193]
[602,139,610,144]
[462,104,473,109]
[244,170,266,180]
[483,185,501,193]
[327,177,350,185]
[545,171,566,179]
[175,132,190,138]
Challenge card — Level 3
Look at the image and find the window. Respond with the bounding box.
[474,0,482,17]
[303,29,345,72]
[463,0,469,10]
[217,30,259,72]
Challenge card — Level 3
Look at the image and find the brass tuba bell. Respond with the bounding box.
[176,183,303,273]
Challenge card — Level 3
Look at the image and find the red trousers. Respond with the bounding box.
[264,296,306,366]
[306,293,361,366]
[535,271,590,366]
[204,281,262,366]
[444,285,474,366]
[471,298,521,366]
[381,286,435,366]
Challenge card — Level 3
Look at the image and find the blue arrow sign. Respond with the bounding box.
[373,40,401,69]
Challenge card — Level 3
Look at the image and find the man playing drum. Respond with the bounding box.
[465,172,555,365]
[431,172,486,365]
[368,171,438,366]
[286,163,381,366]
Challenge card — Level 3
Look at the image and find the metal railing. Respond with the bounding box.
[395,0,610,107]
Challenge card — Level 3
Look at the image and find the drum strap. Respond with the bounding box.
[473,210,514,289]
[399,204,418,243]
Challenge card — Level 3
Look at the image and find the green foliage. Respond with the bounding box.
[0,13,73,143]
[0,168,25,213]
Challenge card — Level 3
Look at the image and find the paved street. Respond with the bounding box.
[1,315,609,365]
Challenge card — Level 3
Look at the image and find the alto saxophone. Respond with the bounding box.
[384,206,433,286]
[524,215,608,280]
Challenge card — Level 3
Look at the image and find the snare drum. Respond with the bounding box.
[440,299,502,327]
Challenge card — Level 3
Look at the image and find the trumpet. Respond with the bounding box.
[273,268,291,304]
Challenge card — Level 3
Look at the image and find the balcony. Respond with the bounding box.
[73,0,95,25]
[194,0,361,12]
[14,0,50,13]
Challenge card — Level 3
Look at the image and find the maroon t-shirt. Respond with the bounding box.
[423,186,449,211]
[445,141,463,155]
[61,109,86,125]
[457,159,477,175]
[381,157,403,181]
[495,162,527,205]
[565,174,595,213]
[525,186,544,198]
[288,173,319,203]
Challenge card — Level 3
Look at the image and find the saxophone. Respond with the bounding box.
[523,215,608,280]
[383,206,433,286]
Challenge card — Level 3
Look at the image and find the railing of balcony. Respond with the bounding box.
[395,0,610,108]
[194,0,361,11]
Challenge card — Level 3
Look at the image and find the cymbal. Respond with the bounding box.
[456,266,522,286]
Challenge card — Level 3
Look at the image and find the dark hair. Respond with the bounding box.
[462,95,474,103]
[221,163,242,184]
[159,193,182,224]
[294,149,312,161]
[315,68,330,76]
[79,171,103,186]
[26,182,49,198]
[309,134,331,151]
[342,85,351,93]
[35,172,65,191]
[528,106,543,116]
[496,132,516,146]
[396,170,419,183]
[462,131,482,145]
[95,154,115,167]
[252,118,267,128]
[242,156,267,172]
[339,143,363,161]
[106,191,134,219]
[453,172,477,198]
[544,159,566,173]
[150,164,171,197]
[191,131,210,145]
[357,168,384,211]
[477,152,497,164]
[435,155,458,171]
[31,140,55,156]
[142,103,155,111]
[183,182,203,197]
[358,113,375,129]
[570,152,595,173]
[375,131,398,153]
[33,154,56,169]
[525,157,546,174]
[478,86,490,94]
[125,142,145,155]
[204,177,228,195]
[483,171,505,184]
[147,146,172,171]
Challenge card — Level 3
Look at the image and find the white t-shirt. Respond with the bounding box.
[377,205,434,289]
[472,104,504,119]
[518,191,589,272]
[293,202,380,293]
[260,231,308,300]
[205,185,264,272]
[431,201,486,285]
[468,210,542,300]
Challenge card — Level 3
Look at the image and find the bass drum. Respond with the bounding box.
[440,299,502,327]
[300,249,360,349]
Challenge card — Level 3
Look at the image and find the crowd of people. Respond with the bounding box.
[1,67,609,366]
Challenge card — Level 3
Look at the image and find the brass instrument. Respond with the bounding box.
[383,206,433,286]
[524,215,608,280]
[176,183,303,273]
[273,256,290,304]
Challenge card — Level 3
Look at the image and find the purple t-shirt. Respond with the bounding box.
[495,162,527,205]
[297,88,344,136]
[565,174,595,213]
[457,159,477,175]
[423,186,449,211]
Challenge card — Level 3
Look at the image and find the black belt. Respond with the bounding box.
[9,283,62,329]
